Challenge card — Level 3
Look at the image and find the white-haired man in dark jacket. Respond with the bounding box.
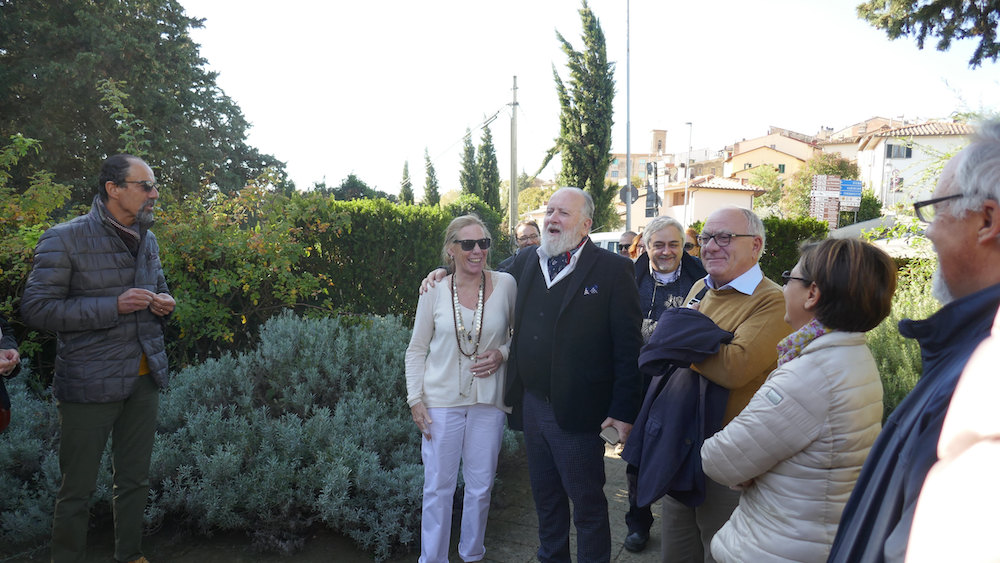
[22,153,175,563]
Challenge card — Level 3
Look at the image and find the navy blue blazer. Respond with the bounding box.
[504,239,643,432]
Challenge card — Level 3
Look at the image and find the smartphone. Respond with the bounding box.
[599,426,620,445]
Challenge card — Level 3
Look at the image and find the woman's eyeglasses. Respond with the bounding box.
[454,238,491,251]
[780,271,812,285]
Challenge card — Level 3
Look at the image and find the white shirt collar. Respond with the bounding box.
[703,263,763,295]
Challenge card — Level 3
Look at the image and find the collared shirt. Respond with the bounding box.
[536,239,587,288]
[703,263,764,295]
[650,260,682,285]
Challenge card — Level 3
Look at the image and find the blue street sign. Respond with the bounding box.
[840,180,862,197]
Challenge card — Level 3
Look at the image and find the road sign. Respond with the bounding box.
[619,185,638,204]
[840,180,862,198]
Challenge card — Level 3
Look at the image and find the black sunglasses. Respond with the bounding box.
[683,242,695,251]
[455,238,491,251]
[120,180,158,193]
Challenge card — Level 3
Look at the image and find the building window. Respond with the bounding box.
[613,158,619,165]
[672,192,685,206]
[885,144,913,159]
[611,170,619,178]
[744,163,752,169]
[778,164,786,173]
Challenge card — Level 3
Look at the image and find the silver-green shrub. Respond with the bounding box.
[0,312,522,561]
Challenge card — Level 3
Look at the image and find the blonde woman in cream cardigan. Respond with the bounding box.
[405,215,515,563]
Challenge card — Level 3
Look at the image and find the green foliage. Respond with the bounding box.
[320,173,397,202]
[866,257,937,418]
[0,314,523,561]
[0,0,286,205]
[782,153,860,218]
[422,149,441,206]
[399,161,415,205]
[459,129,482,198]
[97,78,152,160]
[519,186,558,215]
[538,0,617,230]
[838,189,883,226]
[749,165,784,215]
[759,216,830,282]
[478,126,502,211]
[857,0,1000,68]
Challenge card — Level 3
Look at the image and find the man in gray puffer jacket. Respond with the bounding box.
[21,153,175,563]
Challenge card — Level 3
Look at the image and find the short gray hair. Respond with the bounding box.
[642,216,684,247]
[558,187,595,220]
[724,206,766,258]
[949,119,1000,221]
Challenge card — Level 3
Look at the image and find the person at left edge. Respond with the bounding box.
[21,154,174,563]
[1,314,22,433]
[405,215,516,563]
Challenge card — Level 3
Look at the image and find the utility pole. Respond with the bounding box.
[509,76,518,235]
[625,0,631,232]
[684,121,692,226]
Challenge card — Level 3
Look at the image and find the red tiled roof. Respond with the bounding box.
[875,122,974,137]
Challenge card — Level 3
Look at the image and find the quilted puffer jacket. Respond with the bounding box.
[701,331,883,563]
[21,197,170,403]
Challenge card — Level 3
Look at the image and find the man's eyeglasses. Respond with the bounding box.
[517,233,539,242]
[120,180,158,193]
[913,193,963,223]
[454,238,491,251]
[697,233,754,247]
[781,271,812,285]
[683,242,696,252]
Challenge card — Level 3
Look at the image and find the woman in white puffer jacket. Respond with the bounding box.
[701,238,897,563]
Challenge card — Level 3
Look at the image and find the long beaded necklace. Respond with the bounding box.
[452,271,486,359]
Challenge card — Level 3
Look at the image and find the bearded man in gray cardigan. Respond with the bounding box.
[22,153,175,563]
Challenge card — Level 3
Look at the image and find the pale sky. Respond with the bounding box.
[181,0,1000,198]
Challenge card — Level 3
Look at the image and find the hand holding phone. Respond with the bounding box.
[599,426,620,445]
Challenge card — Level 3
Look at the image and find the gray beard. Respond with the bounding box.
[541,230,580,257]
[931,267,954,305]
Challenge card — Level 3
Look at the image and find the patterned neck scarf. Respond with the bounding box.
[777,317,831,367]
[546,237,586,279]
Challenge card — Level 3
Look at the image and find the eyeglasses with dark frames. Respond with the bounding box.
[913,193,963,223]
[454,238,491,251]
[517,233,539,242]
[683,242,696,251]
[781,270,812,285]
[696,233,755,247]
[120,180,158,193]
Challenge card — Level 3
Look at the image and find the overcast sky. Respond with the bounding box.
[180,0,1000,197]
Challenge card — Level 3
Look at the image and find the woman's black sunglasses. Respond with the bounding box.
[455,238,491,251]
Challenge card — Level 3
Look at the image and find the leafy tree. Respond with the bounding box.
[857,0,1000,68]
[781,153,859,218]
[537,0,617,230]
[0,0,286,205]
[519,186,558,215]
[399,161,414,205]
[423,149,441,207]
[750,165,785,215]
[459,129,481,198]
[478,125,502,211]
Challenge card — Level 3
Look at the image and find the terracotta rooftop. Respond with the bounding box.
[874,122,975,137]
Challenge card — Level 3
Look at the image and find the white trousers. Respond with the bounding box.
[419,404,506,563]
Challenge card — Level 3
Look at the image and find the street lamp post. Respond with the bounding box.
[684,122,692,226]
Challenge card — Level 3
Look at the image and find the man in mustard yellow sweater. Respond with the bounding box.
[659,207,791,563]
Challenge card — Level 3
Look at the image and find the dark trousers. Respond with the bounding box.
[522,390,610,563]
[625,462,654,534]
[51,375,160,563]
